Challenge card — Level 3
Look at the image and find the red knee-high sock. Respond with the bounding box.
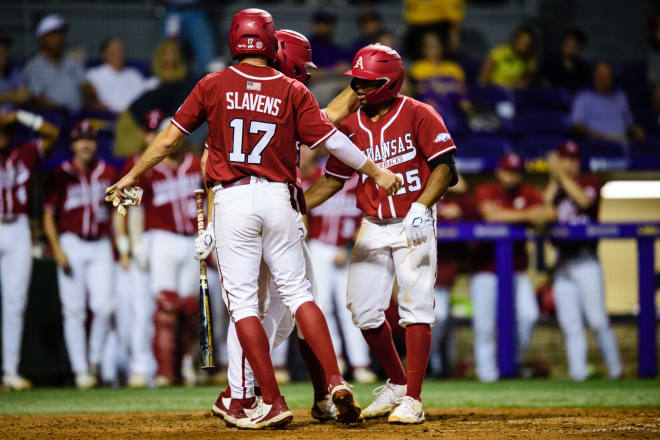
[294,302,342,386]
[361,321,407,385]
[298,337,328,401]
[405,323,431,401]
[235,316,280,404]
[153,290,180,382]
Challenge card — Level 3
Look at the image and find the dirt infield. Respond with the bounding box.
[2,408,659,439]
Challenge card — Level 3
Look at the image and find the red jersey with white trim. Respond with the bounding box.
[303,163,362,247]
[471,182,544,272]
[324,95,456,219]
[122,152,202,235]
[0,140,44,217]
[44,159,116,239]
[172,63,337,185]
[552,174,601,256]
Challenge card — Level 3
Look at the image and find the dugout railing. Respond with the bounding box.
[436,222,660,378]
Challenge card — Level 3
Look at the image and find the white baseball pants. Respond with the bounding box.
[553,254,622,380]
[0,215,32,375]
[57,233,114,374]
[469,271,539,382]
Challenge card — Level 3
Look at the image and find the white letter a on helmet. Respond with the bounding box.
[354,56,364,69]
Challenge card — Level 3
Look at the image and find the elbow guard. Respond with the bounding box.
[429,151,458,187]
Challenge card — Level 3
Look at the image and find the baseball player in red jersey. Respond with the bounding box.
[305,44,458,424]
[469,152,555,382]
[107,9,399,429]
[118,132,203,387]
[43,120,116,389]
[0,110,58,390]
[545,141,622,380]
[203,30,375,427]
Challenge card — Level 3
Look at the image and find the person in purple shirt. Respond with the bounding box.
[0,36,29,111]
[570,62,645,143]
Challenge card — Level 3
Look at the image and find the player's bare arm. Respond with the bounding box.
[304,174,345,211]
[43,210,71,275]
[547,152,593,209]
[112,211,131,270]
[324,86,359,126]
[1,110,60,151]
[110,124,185,200]
[414,163,455,208]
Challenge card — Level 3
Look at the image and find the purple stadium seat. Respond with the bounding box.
[455,134,513,158]
[468,85,513,107]
[630,137,660,157]
[515,135,566,159]
[513,111,570,136]
[514,86,571,111]
[578,140,627,157]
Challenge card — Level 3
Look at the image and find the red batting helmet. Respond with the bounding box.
[228,8,277,62]
[142,109,167,132]
[275,29,316,83]
[70,119,97,140]
[344,44,404,105]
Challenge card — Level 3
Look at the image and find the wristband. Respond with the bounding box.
[16,110,43,131]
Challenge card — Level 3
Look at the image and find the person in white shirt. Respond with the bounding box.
[86,37,150,114]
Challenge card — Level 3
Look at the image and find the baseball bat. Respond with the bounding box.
[194,189,215,369]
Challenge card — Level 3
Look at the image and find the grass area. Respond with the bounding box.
[1,379,659,416]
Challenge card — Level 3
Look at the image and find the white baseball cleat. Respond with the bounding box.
[360,379,407,419]
[75,373,97,390]
[127,373,148,388]
[2,373,33,391]
[388,396,425,424]
[182,355,198,387]
[310,394,337,422]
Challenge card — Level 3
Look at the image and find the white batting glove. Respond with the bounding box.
[104,185,144,216]
[296,213,307,240]
[195,222,215,261]
[403,202,431,247]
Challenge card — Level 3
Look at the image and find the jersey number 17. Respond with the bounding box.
[228,118,276,165]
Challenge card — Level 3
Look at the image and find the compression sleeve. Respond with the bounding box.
[322,130,368,171]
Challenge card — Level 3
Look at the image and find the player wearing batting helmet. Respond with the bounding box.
[305,43,458,424]
[107,7,399,429]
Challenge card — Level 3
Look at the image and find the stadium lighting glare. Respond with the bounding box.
[601,181,660,199]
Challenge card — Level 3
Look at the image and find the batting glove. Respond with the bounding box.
[296,213,307,240]
[195,222,215,261]
[104,185,144,216]
[403,202,431,247]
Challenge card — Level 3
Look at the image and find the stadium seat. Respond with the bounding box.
[468,85,514,107]
[578,140,628,157]
[515,135,566,159]
[630,137,660,156]
[513,111,570,136]
[455,134,513,158]
[514,86,571,112]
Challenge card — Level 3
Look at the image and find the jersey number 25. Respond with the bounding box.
[228,118,276,165]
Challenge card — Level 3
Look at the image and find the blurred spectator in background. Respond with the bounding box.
[0,110,59,391]
[86,37,152,114]
[349,10,385,55]
[162,0,216,74]
[308,8,350,73]
[113,40,192,157]
[541,27,591,93]
[403,0,465,58]
[544,141,622,381]
[480,25,538,89]
[646,8,660,87]
[0,36,29,111]
[409,31,472,130]
[469,152,555,382]
[24,14,93,112]
[570,62,645,143]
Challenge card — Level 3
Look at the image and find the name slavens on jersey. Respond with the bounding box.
[226,92,281,117]
[365,133,416,169]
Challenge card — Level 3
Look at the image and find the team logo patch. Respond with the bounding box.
[246,81,261,91]
[354,56,364,69]
[256,41,263,49]
[433,133,451,143]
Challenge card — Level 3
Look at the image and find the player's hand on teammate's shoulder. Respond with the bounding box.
[373,167,402,195]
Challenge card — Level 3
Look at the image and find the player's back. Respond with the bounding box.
[173,63,336,186]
